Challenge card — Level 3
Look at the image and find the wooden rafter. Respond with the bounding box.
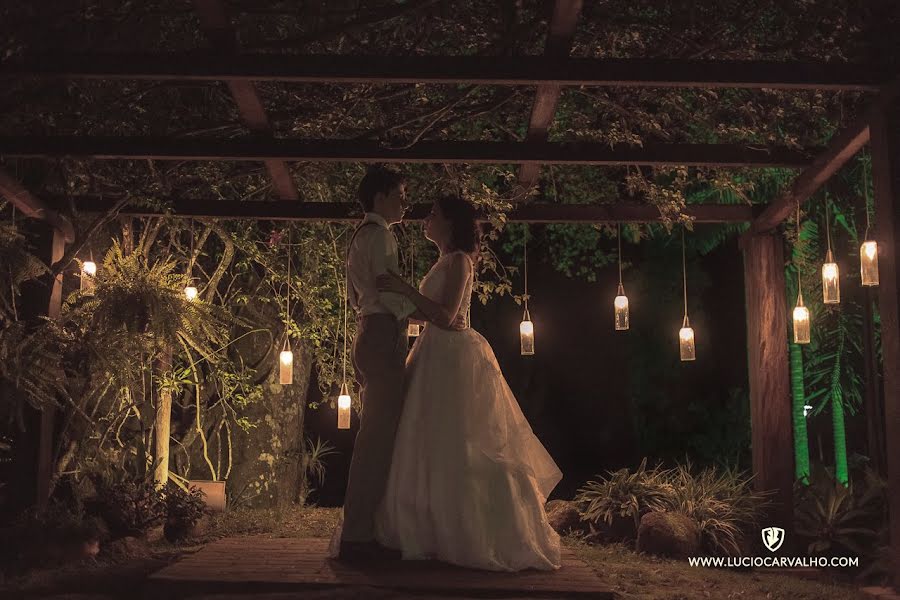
[193,0,299,201]
[0,137,816,167]
[517,0,583,193]
[63,197,756,223]
[750,83,900,233]
[0,170,74,241]
[3,54,884,91]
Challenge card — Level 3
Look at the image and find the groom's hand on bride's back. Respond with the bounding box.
[448,313,467,330]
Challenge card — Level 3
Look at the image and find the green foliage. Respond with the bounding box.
[86,472,168,538]
[163,485,207,542]
[304,436,337,490]
[665,463,769,556]
[795,464,885,559]
[577,459,767,556]
[576,458,672,533]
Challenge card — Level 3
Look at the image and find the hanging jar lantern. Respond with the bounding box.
[793,293,811,344]
[337,382,352,430]
[520,225,535,355]
[520,309,535,356]
[679,228,695,361]
[80,253,97,294]
[614,223,629,331]
[184,219,199,301]
[679,316,696,361]
[821,196,840,304]
[280,229,294,385]
[821,249,840,304]
[860,240,879,286]
[793,204,811,344]
[860,158,879,286]
[279,339,294,385]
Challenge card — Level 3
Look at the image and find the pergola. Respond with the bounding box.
[1,0,898,580]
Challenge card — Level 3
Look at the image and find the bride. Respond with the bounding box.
[373,195,562,571]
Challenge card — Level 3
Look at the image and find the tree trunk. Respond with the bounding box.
[789,343,810,483]
[153,347,173,486]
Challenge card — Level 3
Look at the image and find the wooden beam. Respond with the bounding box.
[750,84,900,233]
[64,197,757,223]
[0,137,816,167]
[3,54,885,91]
[870,99,900,589]
[0,170,75,242]
[193,0,299,201]
[741,232,794,549]
[518,0,583,191]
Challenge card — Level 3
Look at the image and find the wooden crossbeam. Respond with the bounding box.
[193,0,299,201]
[750,83,900,233]
[517,0,583,193]
[64,197,756,223]
[2,54,885,91]
[0,170,74,241]
[0,137,816,167]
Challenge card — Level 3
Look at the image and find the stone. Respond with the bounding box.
[636,511,700,559]
[545,500,589,535]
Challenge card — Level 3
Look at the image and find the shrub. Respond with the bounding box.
[576,459,768,555]
[163,484,207,542]
[575,458,672,536]
[86,473,167,538]
[795,464,884,560]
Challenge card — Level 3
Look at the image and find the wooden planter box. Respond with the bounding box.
[188,480,226,512]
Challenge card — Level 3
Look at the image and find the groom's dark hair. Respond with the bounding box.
[358,165,405,212]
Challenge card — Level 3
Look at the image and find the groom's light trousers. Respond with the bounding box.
[342,313,408,543]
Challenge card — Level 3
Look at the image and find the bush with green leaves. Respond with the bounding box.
[576,459,768,555]
[795,464,885,561]
[163,484,207,542]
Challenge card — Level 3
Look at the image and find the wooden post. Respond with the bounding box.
[741,233,794,544]
[36,227,65,510]
[869,101,900,588]
[153,348,173,486]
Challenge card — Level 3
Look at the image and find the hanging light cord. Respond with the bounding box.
[188,218,195,278]
[341,243,350,387]
[797,201,804,302]
[863,152,872,241]
[824,189,833,255]
[681,227,688,321]
[523,225,530,318]
[284,229,291,351]
[617,222,623,286]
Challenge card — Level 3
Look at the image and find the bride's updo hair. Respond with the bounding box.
[436,195,480,256]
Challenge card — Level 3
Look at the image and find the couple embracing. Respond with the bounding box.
[331,166,562,572]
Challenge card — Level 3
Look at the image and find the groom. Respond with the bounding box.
[339,166,417,562]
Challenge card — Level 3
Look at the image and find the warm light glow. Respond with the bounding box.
[408,323,421,337]
[793,305,811,344]
[679,326,696,361]
[860,241,879,286]
[520,318,534,356]
[279,349,293,385]
[614,284,629,331]
[803,404,813,418]
[821,251,840,304]
[338,392,352,430]
[184,286,198,301]
[82,261,97,277]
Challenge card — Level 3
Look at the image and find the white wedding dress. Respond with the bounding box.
[374,251,562,571]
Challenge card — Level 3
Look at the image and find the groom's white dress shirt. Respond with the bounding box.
[347,212,417,320]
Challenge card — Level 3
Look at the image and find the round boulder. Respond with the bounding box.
[545,500,589,535]
[636,511,700,559]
